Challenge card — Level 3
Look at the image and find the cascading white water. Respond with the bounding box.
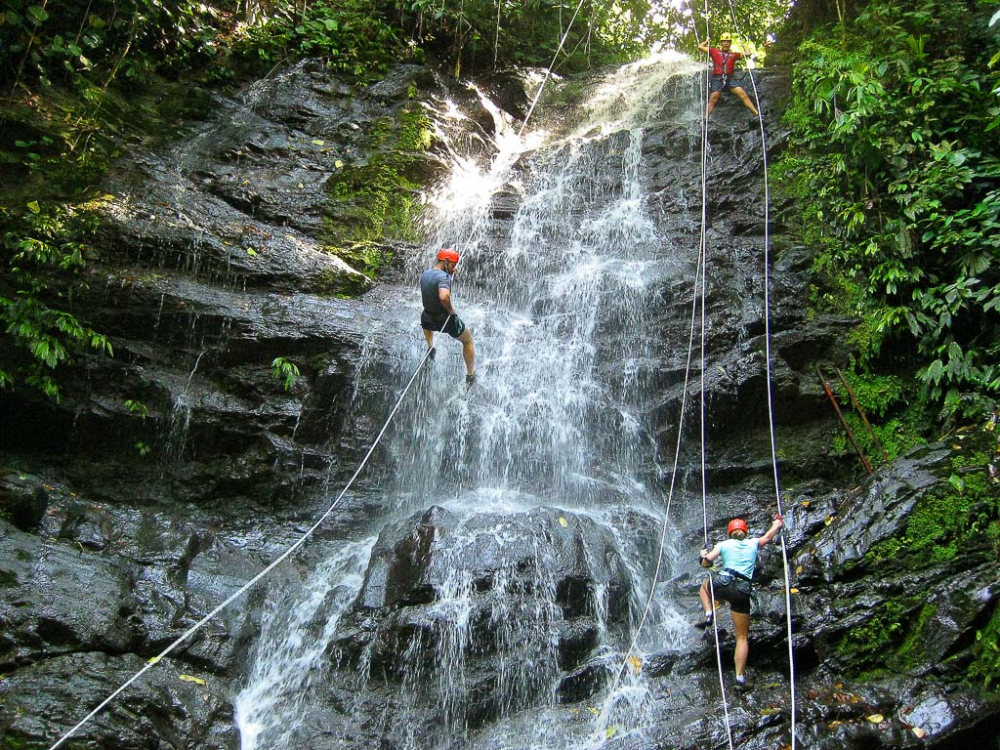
[236,51,704,750]
[234,540,375,750]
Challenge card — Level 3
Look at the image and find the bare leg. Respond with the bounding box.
[423,328,434,349]
[699,578,715,614]
[732,86,759,116]
[731,610,751,677]
[706,90,721,116]
[457,328,475,376]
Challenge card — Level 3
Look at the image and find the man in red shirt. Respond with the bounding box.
[698,33,759,117]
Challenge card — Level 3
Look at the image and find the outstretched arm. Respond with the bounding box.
[758,515,784,547]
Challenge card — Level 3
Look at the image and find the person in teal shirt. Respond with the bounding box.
[696,514,784,691]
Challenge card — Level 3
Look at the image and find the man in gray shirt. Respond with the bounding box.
[421,248,476,384]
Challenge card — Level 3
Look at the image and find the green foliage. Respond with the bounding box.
[228,0,406,79]
[125,399,148,418]
[838,597,973,680]
[867,438,999,568]
[1,198,113,400]
[777,0,1000,416]
[0,0,224,91]
[650,0,794,58]
[325,241,394,277]
[828,366,930,464]
[325,106,433,249]
[394,0,662,75]
[970,604,1000,692]
[270,356,299,392]
[837,598,911,672]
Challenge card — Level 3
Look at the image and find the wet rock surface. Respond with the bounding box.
[1,60,998,750]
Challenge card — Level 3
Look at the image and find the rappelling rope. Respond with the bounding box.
[721,3,798,747]
[694,7,737,749]
[46,316,451,750]
[517,0,588,137]
[594,203,706,735]
[593,17,734,750]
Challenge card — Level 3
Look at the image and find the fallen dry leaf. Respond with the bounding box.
[866,714,884,723]
[912,726,926,738]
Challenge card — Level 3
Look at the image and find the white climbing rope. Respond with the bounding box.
[46,323,449,750]
[517,0,588,137]
[721,3,798,747]
[694,7,738,748]
[595,15,734,750]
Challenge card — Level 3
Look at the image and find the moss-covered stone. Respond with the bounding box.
[314,267,370,298]
[835,598,913,676]
[970,604,1000,693]
[323,241,394,277]
[865,445,998,570]
[324,103,437,253]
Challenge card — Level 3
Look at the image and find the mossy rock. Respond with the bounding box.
[314,267,372,298]
[323,241,395,278]
[323,104,438,246]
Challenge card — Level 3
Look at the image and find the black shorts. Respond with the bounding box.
[421,311,466,339]
[713,573,752,614]
[710,74,744,94]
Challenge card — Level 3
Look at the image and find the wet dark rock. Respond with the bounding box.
[0,651,237,749]
[0,475,48,532]
[3,57,999,750]
[326,506,636,734]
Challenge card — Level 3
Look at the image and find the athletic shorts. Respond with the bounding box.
[710,74,743,94]
[713,574,752,615]
[421,311,466,339]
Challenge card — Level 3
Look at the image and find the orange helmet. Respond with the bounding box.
[727,518,748,537]
[438,248,460,264]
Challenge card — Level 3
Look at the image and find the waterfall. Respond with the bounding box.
[237,51,705,750]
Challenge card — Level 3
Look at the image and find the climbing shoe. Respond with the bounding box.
[734,675,752,693]
[694,612,714,630]
[466,372,477,386]
[427,347,436,360]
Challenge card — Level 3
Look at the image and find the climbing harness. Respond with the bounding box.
[46,307,453,750]
[723,0,798,746]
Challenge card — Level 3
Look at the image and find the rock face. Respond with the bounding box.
[331,507,636,736]
[1,57,998,750]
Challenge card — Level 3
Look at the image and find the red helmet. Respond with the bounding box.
[727,518,748,537]
[437,248,460,264]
